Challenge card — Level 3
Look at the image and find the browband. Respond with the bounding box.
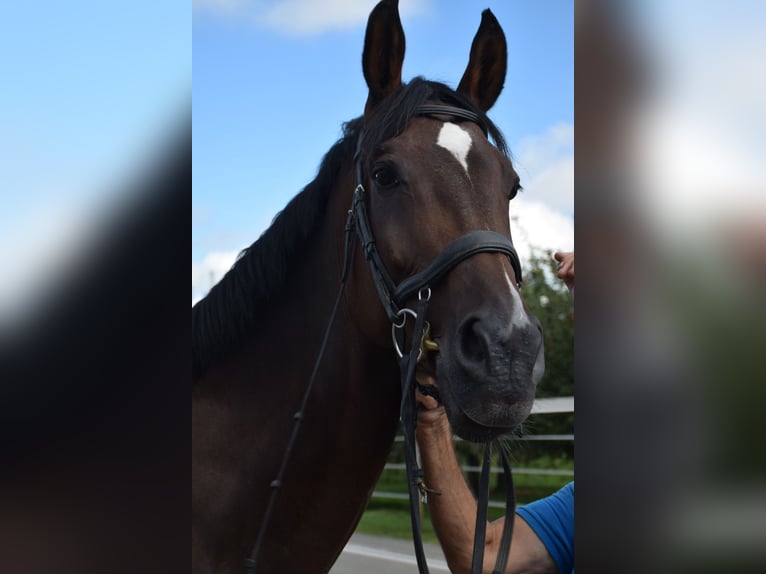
[415,105,487,135]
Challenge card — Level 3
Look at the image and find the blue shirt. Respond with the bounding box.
[516,481,574,574]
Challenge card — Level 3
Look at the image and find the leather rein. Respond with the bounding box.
[245,104,521,574]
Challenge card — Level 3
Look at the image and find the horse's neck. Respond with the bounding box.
[195,204,401,451]
[193,188,402,573]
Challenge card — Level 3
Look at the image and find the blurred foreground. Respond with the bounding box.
[0,4,190,573]
[577,1,766,571]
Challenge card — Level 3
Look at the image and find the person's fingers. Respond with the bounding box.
[554,252,574,278]
[415,393,448,428]
[416,374,440,408]
[415,388,440,411]
[415,372,440,409]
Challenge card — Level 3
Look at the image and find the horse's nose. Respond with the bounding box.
[455,312,541,381]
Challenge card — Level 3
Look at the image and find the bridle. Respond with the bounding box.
[245,104,521,574]
[351,105,523,323]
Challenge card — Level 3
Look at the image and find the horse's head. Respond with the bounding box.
[346,0,544,441]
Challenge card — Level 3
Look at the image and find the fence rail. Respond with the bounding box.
[371,491,517,510]
[393,433,574,443]
[383,462,574,476]
[372,396,574,505]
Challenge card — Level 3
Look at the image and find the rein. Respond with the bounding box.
[245,105,522,574]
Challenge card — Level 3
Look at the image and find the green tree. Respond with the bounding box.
[513,248,574,461]
[522,249,574,399]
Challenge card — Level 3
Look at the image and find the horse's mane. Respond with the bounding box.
[191,124,358,381]
[192,78,508,381]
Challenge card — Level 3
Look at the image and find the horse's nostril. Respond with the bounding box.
[459,317,486,365]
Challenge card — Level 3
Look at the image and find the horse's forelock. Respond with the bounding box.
[361,78,508,167]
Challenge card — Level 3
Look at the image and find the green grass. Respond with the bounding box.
[357,506,439,544]
[357,498,520,542]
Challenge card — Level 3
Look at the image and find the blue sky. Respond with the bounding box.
[193,0,574,300]
[1,1,189,202]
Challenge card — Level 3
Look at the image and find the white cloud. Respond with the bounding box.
[262,0,379,34]
[514,123,574,214]
[194,0,428,35]
[510,197,574,265]
[503,123,574,265]
[192,250,239,304]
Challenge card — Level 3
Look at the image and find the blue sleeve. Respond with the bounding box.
[515,481,574,574]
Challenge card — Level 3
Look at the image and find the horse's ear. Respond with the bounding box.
[362,0,405,114]
[457,9,507,112]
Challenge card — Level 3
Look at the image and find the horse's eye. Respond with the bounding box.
[372,167,399,189]
[509,181,523,200]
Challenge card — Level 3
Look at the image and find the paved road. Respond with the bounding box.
[330,533,450,574]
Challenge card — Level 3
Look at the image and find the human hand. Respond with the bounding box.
[415,374,449,432]
[553,251,574,293]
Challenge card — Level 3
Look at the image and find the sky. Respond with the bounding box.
[192,0,574,302]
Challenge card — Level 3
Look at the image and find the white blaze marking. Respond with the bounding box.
[504,271,529,329]
[436,122,472,175]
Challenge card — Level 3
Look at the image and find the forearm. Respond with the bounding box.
[416,408,557,574]
[416,409,500,573]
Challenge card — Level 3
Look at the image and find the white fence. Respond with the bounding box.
[371,396,574,507]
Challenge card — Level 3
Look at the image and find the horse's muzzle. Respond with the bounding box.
[438,312,544,440]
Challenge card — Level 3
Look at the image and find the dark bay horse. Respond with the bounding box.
[192,1,544,572]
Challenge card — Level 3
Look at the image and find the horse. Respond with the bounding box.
[192,1,544,572]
